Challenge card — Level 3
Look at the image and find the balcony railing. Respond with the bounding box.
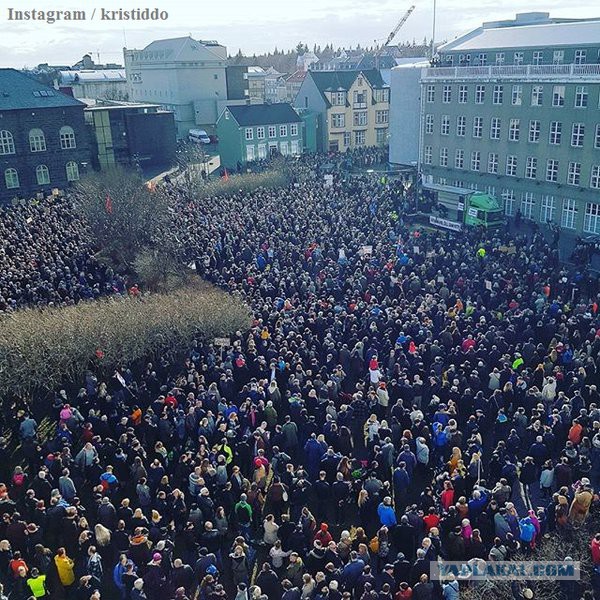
[423,63,600,80]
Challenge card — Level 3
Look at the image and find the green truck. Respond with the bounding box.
[422,182,505,230]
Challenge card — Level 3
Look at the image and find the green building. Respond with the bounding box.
[216,103,303,169]
[390,12,600,234]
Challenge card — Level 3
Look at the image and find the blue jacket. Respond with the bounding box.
[341,558,365,587]
[378,503,397,527]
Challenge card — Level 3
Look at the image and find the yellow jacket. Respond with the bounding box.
[55,555,75,586]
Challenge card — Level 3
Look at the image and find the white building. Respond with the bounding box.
[123,36,227,137]
[59,70,128,101]
[388,60,429,167]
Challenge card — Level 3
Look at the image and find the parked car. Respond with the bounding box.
[188,129,211,144]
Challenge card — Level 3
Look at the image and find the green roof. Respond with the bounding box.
[0,68,84,111]
[225,103,302,127]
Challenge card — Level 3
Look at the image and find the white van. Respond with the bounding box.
[188,129,211,144]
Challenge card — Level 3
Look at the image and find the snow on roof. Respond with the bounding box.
[441,19,600,52]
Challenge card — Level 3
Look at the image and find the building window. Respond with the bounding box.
[456,115,466,137]
[546,159,559,182]
[472,116,483,138]
[290,123,298,136]
[4,168,19,189]
[245,128,254,141]
[268,126,276,138]
[36,164,50,185]
[529,120,540,143]
[531,85,543,107]
[506,155,517,177]
[0,130,15,155]
[439,147,448,167]
[256,127,265,139]
[376,128,387,144]
[532,51,543,65]
[331,114,345,128]
[562,198,577,229]
[508,119,520,142]
[442,85,452,103]
[458,85,467,104]
[343,132,351,147]
[585,203,600,233]
[521,192,535,219]
[425,114,433,134]
[375,110,388,125]
[354,130,366,147]
[552,85,565,107]
[511,85,522,106]
[441,115,450,136]
[280,141,289,155]
[290,140,301,155]
[59,126,76,149]
[571,123,585,147]
[596,124,600,149]
[567,161,581,186]
[455,149,464,169]
[495,53,505,65]
[502,189,516,216]
[490,117,501,140]
[575,49,587,65]
[549,121,562,145]
[424,145,432,165]
[279,125,287,137]
[29,128,46,152]
[65,161,80,182]
[476,53,487,66]
[471,151,480,172]
[246,145,255,161]
[475,85,485,104]
[353,90,367,108]
[525,156,537,179]
[426,85,435,103]
[492,85,503,105]
[540,195,555,223]
[487,152,498,174]
[332,92,346,105]
[575,86,588,108]
[257,144,267,159]
[353,112,367,127]
[591,165,600,189]
[514,52,524,65]
[553,50,564,65]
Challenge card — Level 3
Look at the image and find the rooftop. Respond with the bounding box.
[440,13,600,53]
[0,69,84,111]
[222,103,302,127]
[126,36,227,63]
[60,70,126,84]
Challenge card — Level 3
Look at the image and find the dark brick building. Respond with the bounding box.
[0,68,91,203]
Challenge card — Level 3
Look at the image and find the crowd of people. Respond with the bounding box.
[0,150,599,600]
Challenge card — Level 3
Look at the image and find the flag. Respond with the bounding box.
[105,194,113,214]
[223,168,229,182]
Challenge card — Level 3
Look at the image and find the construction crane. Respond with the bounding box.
[374,5,416,68]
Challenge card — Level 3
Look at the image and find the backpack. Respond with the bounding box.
[369,536,380,554]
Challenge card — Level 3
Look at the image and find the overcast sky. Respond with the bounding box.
[0,0,598,68]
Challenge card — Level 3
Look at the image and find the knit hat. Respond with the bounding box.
[152,553,162,562]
